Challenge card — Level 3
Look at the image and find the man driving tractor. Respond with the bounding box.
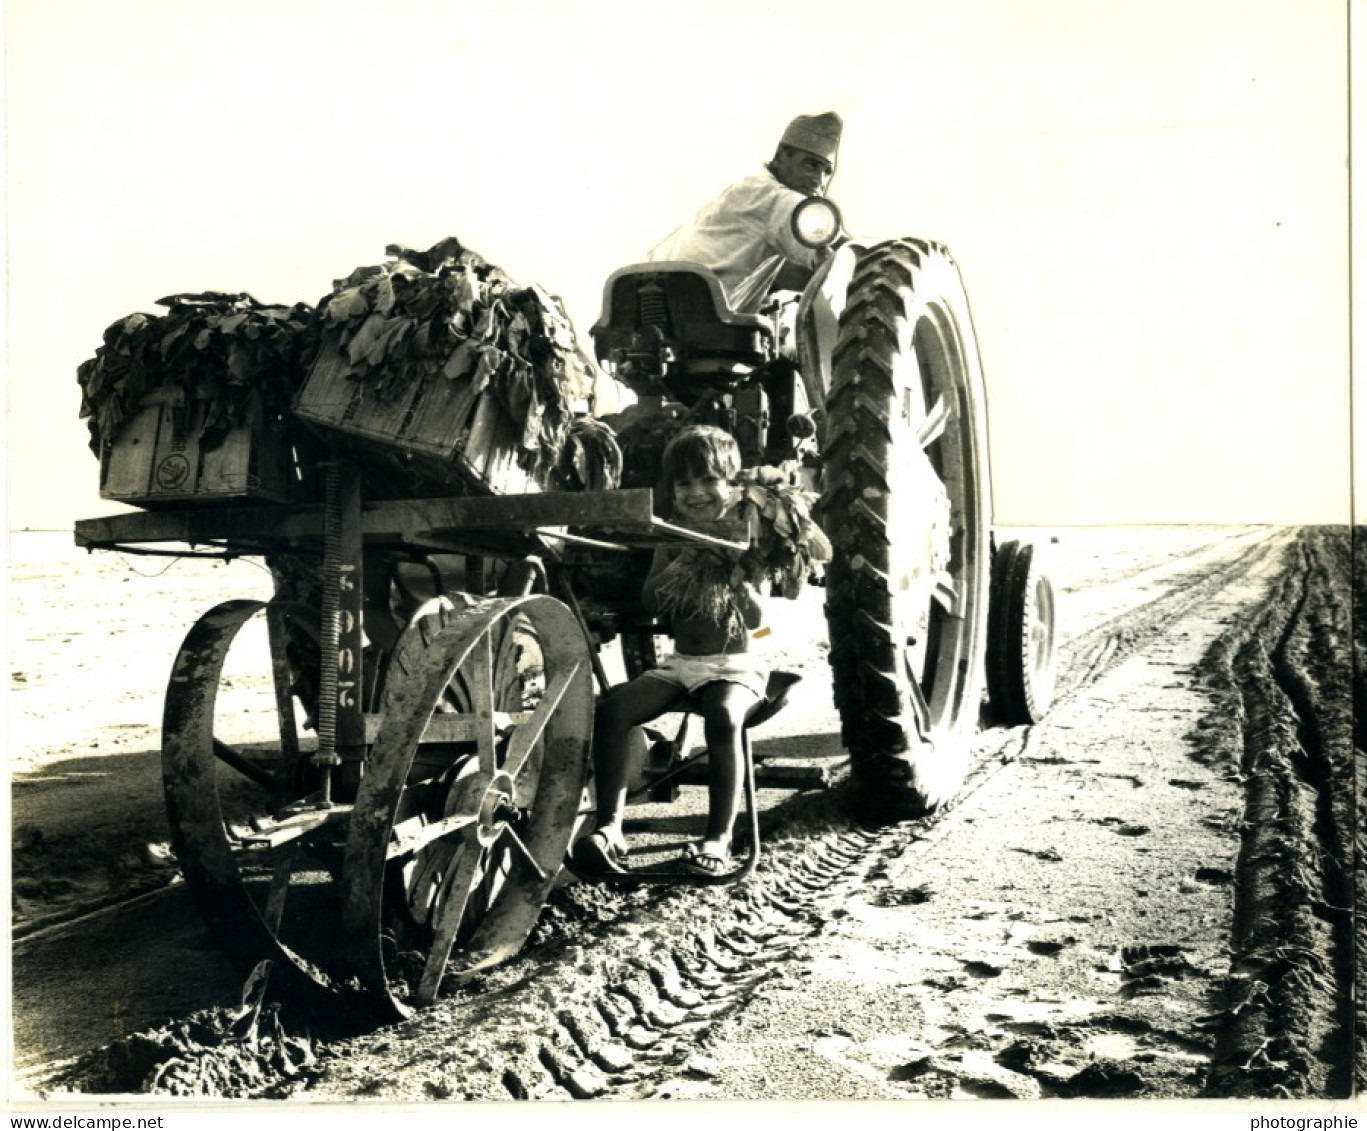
[647,111,844,309]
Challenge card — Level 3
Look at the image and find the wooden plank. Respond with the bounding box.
[293,342,358,421]
[401,368,483,460]
[298,340,542,497]
[99,403,163,499]
[154,413,205,500]
[115,398,202,503]
[74,503,326,548]
[296,341,416,445]
[371,489,659,538]
[345,381,416,444]
[196,421,255,496]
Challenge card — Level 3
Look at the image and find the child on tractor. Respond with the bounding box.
[571,424,768,878]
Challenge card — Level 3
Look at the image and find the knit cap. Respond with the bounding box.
[779,112,843,161]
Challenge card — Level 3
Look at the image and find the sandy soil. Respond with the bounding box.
[6,524,1358,1103]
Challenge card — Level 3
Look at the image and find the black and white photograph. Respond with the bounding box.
[5,0,1359,1114]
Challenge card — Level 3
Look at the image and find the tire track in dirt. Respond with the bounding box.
[1052,526,1267,600]
[517,829,890,1101]
[289,813,917,1100]
[1197,528,1356,1098]
[1054,529,1290,702]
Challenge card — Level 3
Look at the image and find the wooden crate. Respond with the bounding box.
[292,342,538,496]
[100,388,312,506]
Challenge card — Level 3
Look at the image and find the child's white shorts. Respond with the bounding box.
[641,651,768,701]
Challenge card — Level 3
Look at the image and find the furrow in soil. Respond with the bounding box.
[1199,528,1356,1099]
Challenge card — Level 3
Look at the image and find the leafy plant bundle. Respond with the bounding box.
[549,417,624,492]
[316,236,595,486]
[77,293,318,455]
[651,465,834,638]
[600,400,688,501]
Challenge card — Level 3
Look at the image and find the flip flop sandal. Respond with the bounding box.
[570,830,628,876]
[677,842,733,877]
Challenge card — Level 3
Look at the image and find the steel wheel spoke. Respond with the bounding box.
[263,845,301,934]
[491,619,523,705]
[405,842,455,922]
[265,605,302,763]
[504,661,582,783]
[916,393,951,449]
[466,632,498,775]
[906,669,932,739]
[211,739,281,790]
[931,571,962,616]
[498,823,548,882]
[416,837,484,1005]
[388,810,480,861]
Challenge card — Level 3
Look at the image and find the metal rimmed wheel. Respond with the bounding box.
[986,540,1058,725]
[342,594,593,1019]
[819,239,993,821]
[161,598,346,994]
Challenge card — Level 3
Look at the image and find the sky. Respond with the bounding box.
[4,0,1354,530]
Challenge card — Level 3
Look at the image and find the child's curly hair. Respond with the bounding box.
[659,424,741,494]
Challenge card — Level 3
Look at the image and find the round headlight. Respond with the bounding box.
[791,197,843,249]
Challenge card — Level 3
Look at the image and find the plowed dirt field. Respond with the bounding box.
[6,525,1360,1104]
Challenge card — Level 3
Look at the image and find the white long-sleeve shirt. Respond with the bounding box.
[647,166,823,300]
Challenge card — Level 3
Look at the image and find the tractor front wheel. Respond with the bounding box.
[986,539,1058,726]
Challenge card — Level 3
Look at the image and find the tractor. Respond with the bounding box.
[587,196,1057,823]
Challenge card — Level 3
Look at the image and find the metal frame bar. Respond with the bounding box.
[74,489,744,556]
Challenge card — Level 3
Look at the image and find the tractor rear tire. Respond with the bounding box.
[986,540,1058,726]
[819,239,993,823]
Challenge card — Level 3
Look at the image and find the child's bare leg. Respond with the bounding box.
[591,675,683,850]
[695,682,760,856]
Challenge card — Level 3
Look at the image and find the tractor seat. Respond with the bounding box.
[590,262,776,367]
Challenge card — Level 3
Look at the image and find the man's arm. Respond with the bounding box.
[761,183,826,270]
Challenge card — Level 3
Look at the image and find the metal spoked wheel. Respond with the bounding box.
[986,540,1058,725]
[161,598,344,994]
[819,239,993,822]
[342,594,593,1020]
